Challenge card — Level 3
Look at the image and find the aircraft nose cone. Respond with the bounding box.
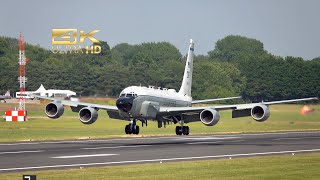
[116,97,134,112]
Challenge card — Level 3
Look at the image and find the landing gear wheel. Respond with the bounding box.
[125,124,140,135]
[125,125,131,134]
[182,126,189,135]
[134,126,140,135]
[175,126,182,135]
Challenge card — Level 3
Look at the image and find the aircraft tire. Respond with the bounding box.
[175,126,182,135]
[134,126,140,135]
[125,125,131,134]
[182,126,189,135]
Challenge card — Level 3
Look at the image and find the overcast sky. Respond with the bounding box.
[0,0,319,59]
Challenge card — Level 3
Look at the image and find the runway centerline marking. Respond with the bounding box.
[82,145,151,150]
[1,148,320,172]
[51,154,119,159]
[0,150,44,155]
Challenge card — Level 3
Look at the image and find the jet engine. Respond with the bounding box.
[251,104,270,122]
[79,107,98,124]
[45,102,64,119]
[200,108,220,126]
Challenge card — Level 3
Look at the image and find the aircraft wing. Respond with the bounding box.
[192,96,241,104]
[160,97,318,114]
[32,94,118,111]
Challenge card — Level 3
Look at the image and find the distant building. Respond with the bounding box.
[16,84,76,99]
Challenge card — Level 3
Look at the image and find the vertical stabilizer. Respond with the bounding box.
[179,39,194,96]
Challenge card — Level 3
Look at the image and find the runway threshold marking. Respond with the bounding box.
[1,148,320,172]
[82,145,151,150]
[0,150,44,155]
[51,154,119,159]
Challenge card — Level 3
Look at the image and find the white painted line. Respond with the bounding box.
[1,148,320,172]
[178,137,239,140]
[0,150,44,155]
[0,131,318,146]
[240,131,320,136]
[229,140,246,143]
[187,141,222,145]
[273,137,320,141]
[272,138,303,141]
[0,136,179,146]
[51,154,119,159]
[82,145,151,150]
[0,142,40,146]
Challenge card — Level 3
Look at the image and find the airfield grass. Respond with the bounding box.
[1,153,320,179]
[0,98,319,142]
[0,99,319,179]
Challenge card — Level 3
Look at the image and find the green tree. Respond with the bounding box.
[208,35,267,61]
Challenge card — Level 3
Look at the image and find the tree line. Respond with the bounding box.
[0,35,319,102]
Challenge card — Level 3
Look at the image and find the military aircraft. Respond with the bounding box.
[0,91,11,103]
[33,39,318,135]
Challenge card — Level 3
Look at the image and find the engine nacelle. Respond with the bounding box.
[79,107,98,124]
[45,102,64,119]
[200,108,220,126]
[251,104,270,122]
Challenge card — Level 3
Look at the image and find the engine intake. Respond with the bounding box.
[251,104,270,122]
[45,102,64,119]
[79,107,98,124]
[200,108,220,126]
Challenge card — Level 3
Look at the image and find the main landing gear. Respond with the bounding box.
[125,119,140,135]
[175,126,189,135]
[124,118,189,136]
[172,116,190,135]
[175,120,189,135]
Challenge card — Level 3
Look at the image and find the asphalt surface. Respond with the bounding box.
[0,131,319,173]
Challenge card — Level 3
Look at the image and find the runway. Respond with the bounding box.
[0,131,319,173]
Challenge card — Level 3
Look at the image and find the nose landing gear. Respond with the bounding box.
[124,119,140,135]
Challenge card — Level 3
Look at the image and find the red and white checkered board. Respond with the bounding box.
[5,110,27,122]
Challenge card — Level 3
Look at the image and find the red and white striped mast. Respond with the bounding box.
[18,33,28,110]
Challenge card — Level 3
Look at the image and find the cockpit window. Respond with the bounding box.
[120,93,138,98]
